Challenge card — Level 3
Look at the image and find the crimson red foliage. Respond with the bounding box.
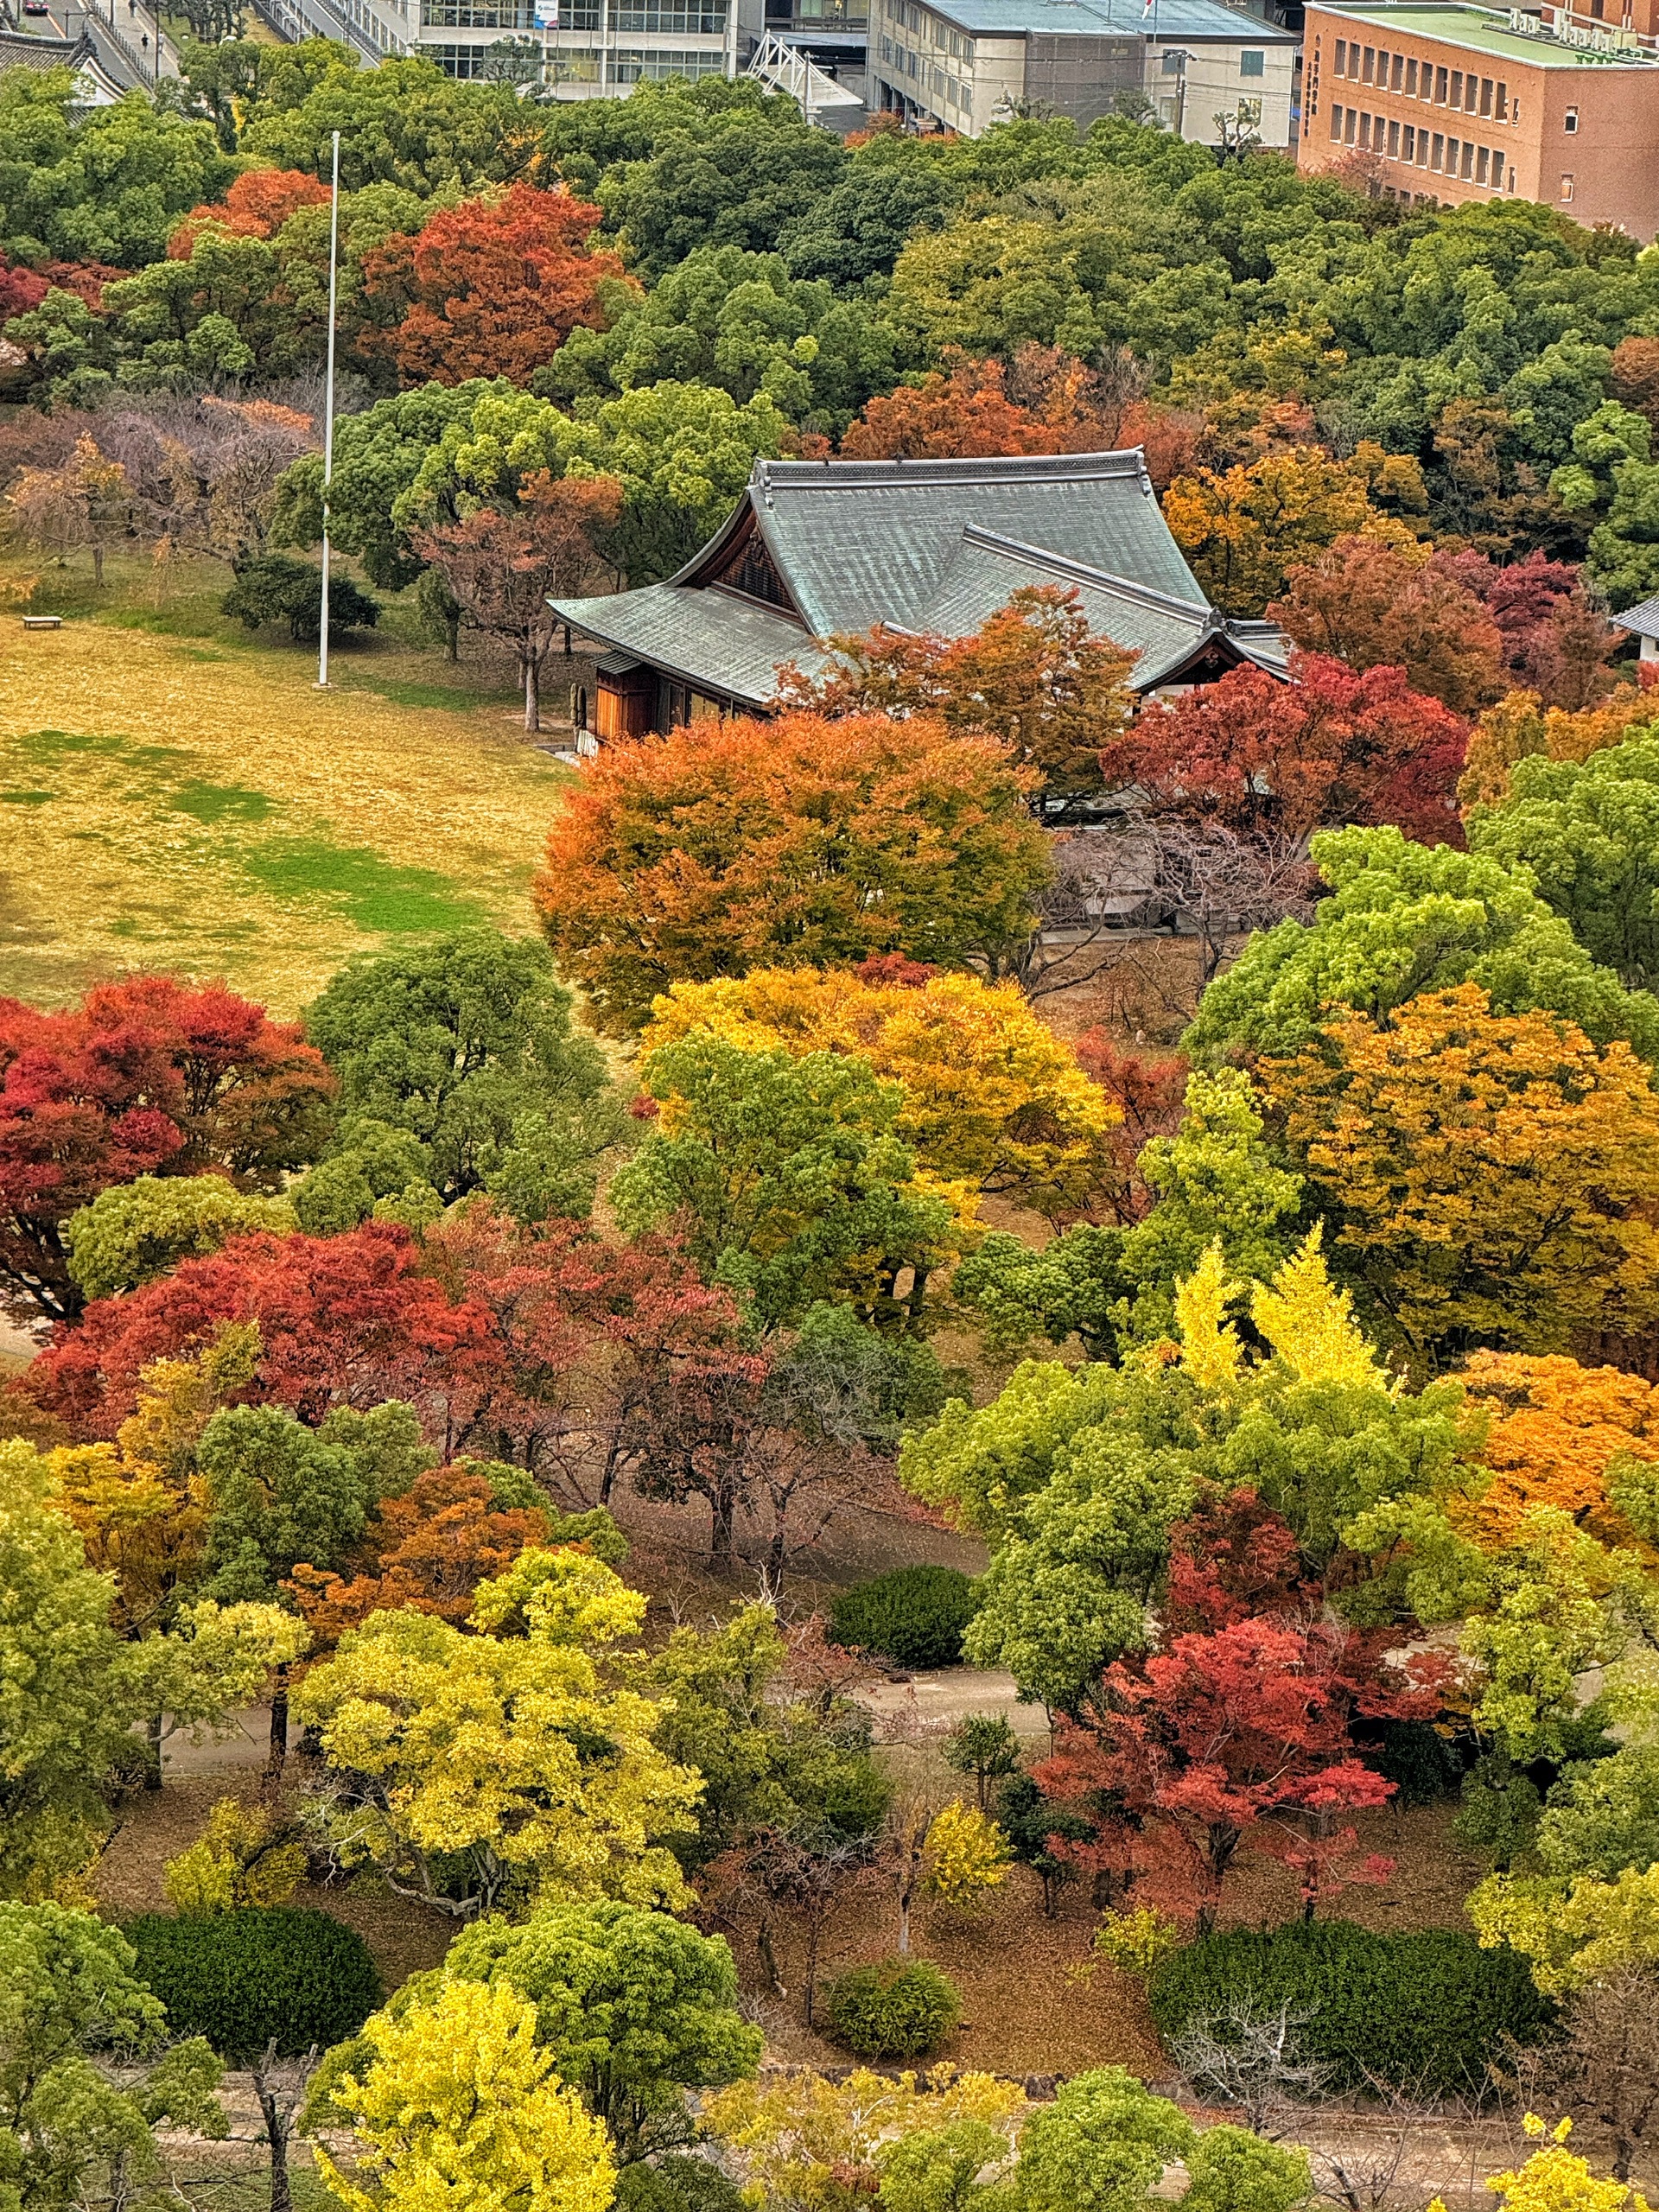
[1100,650,1468,847]
[0,977,332,1324]
[0,259,48,320]
[1071,1032,1186,1223]
[1433,546,1619,710]
[28,1220,492,1438]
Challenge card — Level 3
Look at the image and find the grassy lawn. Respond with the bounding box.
[0,556,573,1013]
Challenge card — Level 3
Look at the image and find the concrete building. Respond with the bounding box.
[868,0,1297,145]
[257,0,766,86]
[1300,0,1659,237]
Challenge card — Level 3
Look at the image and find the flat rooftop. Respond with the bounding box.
[1312,0,1659,65]
[923,0,1297,37]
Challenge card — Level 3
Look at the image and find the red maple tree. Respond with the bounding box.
[1433,546,1620,711]
[1070,1033,1187,1223]
[27,1219,493,1439]
[0,976,333,1324]
[1037,1488,1444,1930]
[1098,650,1468,848]
[359,182,632,387]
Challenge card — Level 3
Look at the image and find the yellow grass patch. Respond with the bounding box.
[0,623,570,1013]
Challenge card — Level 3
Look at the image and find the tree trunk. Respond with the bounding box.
[709,1480,736,1567]
[524,652,540,734]
[757,1919,785,1999]
[265,1665,289,1783]
[804,1908,824,2027]
[146,1708,164,1791]
[92,542,105,586]
[897,1888,912,1955]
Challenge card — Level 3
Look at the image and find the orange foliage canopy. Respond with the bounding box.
[535,709,1050,1036]
[285,1464,550,1645]
[359,182,632,387]
[1457,1352,1659,1552]
[1459,677,1659,810]
[1268,535,1506,715]
[168,168,331,258]
[840,346,1199,485]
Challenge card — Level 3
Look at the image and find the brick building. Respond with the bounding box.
[1300,0,1659,239]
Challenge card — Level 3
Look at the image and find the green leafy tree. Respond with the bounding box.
[102,231,312,391]
[64,1176,297,1304]
[238,54,532,194]
[1551,399,1659,606]
[613,1036,958,1334]
[301,931,626,1222]
[1012,2068,1194,2212]
[3,287,117,410]
[222,554,379,645]
[1185,825,1659,1067]
[442,1898,763,2162]
[1179,2128,1311,2212]
[0,1444,138,1897]
[941,1715,1021,1811]
[596,105,845,282]
[1468,733,1659,995]
[775,155,952,289]
[542,245,897,435]
[0,1903,226,2212]
[0,74,233,267]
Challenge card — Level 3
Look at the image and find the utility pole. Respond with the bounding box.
[316,128,340,690]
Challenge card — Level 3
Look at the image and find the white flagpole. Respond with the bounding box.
[317,128,340,690]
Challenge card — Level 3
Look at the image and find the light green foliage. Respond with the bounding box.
[1185,826,1659,1065]
[1469,734,1659,996]
[1179,2129,1309,2212]
[613,1036,957,1333]
[940,1715,1020,1810]
[1012,2068,1193,2212]
[1535,1743,1659,1882]
[64,1176,298,1304]
[950,1226,1129,1365]
[442,1897,762,2162]
[877,2121,1012,2212]
[0,1444,137,1897]
[129,1599,309,1765]
[1550,399,1659,605]
[302,930,625,1223]
[622,1603,889,1868]
[899,1360,1128,1545]
[0,74,232,268]
[102,232,302,392]
[964,1427,1198,1713]
[0,1902,226,2212]
[543,245,898,435]
[3,285,114,410]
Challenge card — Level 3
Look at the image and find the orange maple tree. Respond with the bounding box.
[168,168,332,257]
[359,181,633,387]
[285,1464,550,1644]
[1459,677,1659,810]
[1261,984,1659,1365]
[777,582,1136,791]
[1456,1352,1659,1552]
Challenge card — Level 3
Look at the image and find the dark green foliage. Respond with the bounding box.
[775,160,951,289]
[124,1909,382,2061]
[1147,1920,1554,2094]
[830,1566,980,1669]
[1363,1719,1471,1808]
[824,1956,961,2059]
[994,1771,1092,1916]
[221,556,379,645]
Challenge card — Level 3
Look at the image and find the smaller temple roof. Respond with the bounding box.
[1613,594,1659,639]
[555,582,828,710]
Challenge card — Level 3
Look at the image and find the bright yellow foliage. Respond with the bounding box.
[291,1554,700,1914]
[1174,1241,1245,1394]
[1476,2119,1651,2212]
[315,1980,616,2212]
[706,2066,1027,2212]
[1469,1865,1659,1995]
[1456,1353,1659,1553]
[1088,1906,1180,1980]
[1262,985,1659,1362]
[1250,1224,1383,1390]
[923,1800,1012,1907]
[642,967,1121,1224]
[163,1795,306,1915]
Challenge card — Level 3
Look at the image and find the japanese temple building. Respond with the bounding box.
[550,449,1289,743]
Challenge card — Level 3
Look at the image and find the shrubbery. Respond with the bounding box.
[1147,1920,1554,2094]
[830,1566,980,1669]
[824,1956,961,2058]
[222,554,380,645]
[124,1907,383,2059]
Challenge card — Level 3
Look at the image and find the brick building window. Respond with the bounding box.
[1406,55,1417,90]
[1564,105,1578,131]
[1560,172,1574,200]
[1331,99,1343,136]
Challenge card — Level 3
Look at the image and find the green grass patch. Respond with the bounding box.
[16,729,192,772]
[239,836,485,934]
[169,780,274,825]
[338,672,522,712]
[0,790,54,805]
